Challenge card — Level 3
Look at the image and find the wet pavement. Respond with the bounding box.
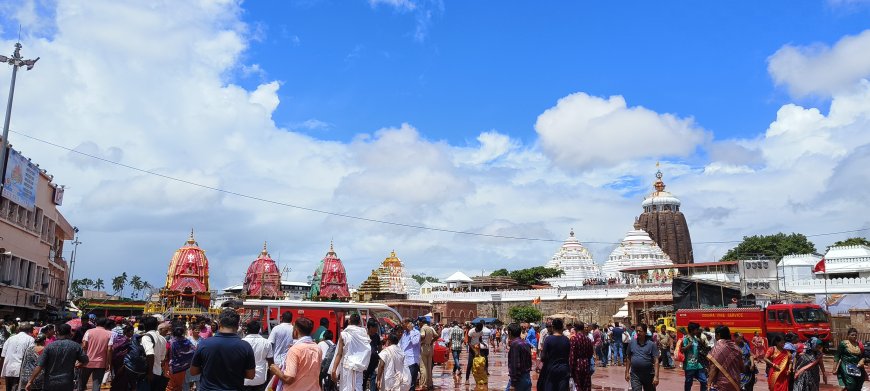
[428,345,868,390]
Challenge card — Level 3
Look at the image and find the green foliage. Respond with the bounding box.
[489,269,510,277]
[411,274,439,285]
[130,275,143,299]
[829,237,870,251]
[508,267,564,286]
[112,273,127,295]
[94,278,105,291]
[720,233,816,261]
[509,305,543,323]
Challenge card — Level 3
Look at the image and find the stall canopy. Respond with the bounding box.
[672,277,741,310]
[470,317,498,325]
[612,304,629,319]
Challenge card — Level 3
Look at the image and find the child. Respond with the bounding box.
[471,344,488,388]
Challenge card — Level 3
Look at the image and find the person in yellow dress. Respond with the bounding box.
[471,344,488,388]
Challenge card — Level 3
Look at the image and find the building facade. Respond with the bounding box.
[0,147,73,319]
[601,224,673,281]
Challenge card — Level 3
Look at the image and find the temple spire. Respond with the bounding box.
[261,241,269,256]
[187,228,196,245]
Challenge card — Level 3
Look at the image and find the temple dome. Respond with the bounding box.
[162,229,211,308]
[641,170,682,208]
[310,241,351,301]
[636,167,694,263]
[357,250,410,299]
[601,225,673,278]
[544,229,600,287]
[243,243,283,299]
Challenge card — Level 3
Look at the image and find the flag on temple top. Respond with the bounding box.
[812,258,826,273]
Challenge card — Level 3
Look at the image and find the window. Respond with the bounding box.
[792,308,829,323]
[768,311,776,322]
[777,310,791,324]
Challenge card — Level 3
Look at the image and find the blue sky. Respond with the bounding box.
[237,1,868,143]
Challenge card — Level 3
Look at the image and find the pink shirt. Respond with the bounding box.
[282,340,322,391]
[83,327,113,368]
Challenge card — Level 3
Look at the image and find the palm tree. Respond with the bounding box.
[79,278,94,290]
[94,278,105,291]
[130,275,143,299]
[112,273,128,296]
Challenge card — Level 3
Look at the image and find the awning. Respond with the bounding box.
[612,304,629,319]
[470,317,498,324]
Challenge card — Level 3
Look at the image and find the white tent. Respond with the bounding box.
[445,271,473,290]
[612,304,629,319]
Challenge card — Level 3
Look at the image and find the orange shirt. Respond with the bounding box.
[282,339,322,391]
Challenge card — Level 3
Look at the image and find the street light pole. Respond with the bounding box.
[67,228,81,301]
[0,42,39,192]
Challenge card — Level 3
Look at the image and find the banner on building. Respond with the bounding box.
[53,186,64,206]
[738,259,780,296]
[2,148,39,210]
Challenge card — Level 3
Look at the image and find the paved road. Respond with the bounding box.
[429,345,867,390]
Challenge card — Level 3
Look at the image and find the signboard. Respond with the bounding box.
[53,186,64,206]
[738,259,779,296]
[2,148,39,210]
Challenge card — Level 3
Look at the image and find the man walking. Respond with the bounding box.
[330,313,372,391]
[269,312,295,366]
[682,322,708,391]
[269,317,322,391]
[1,321,34,391]
[24,324,88,391]
[419,319,437,390]
[507,323,532,391]
[190,309,256,390]
[399,319,420,389]
[448,322,464,378]
[657,325,673,369]
[242,320,274,391]
[611,322,625,366]
[80,318,113,391]
[363,318,381,391]
[138,316,169,391]
[624,324,660,391]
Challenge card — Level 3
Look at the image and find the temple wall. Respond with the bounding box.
[476,298,625,326]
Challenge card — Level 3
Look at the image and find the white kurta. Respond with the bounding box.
[378,345,407,391]
[1,332,34,377]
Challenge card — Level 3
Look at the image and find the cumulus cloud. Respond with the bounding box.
[535,93,708,171]
[768,29,870,97]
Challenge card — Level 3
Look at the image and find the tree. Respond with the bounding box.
[112,273,128,296]
[720,233,817,261]
[411,274,439,285]
[489,269,510,277]
[79,278,95,290]
[70,279,86,298]
[828,237,870,251]
[94,278,105,291]
[509,305,543,323]
[129,275,143,299]
[508,267,564,286]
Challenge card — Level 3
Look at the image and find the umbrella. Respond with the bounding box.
[66,318,82,330]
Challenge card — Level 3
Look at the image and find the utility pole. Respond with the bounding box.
[0,42,39,191]
[67,227,81,301]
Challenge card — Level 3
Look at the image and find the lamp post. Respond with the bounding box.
[67,227,81,301]
[0,42,39,192]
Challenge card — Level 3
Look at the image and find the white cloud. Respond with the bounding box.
[534,92,708,171]
[368,0,416,11]
[768,29,870,97]
[293,119,332,131]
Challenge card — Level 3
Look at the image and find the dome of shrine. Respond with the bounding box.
[601,224,673,278]
[162,229,211,308]
[544,229,600,287]
[310,241,351,301]
[641,170,681,208]
[243,242,283,299]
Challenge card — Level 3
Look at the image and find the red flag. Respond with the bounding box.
[813,258,826,273]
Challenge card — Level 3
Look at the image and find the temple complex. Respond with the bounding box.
[243,242,282,299]
[309,241,351,301]
[543,229,600,287]
[356,250,412,301]
[601,223,673,281]
[636,168,694,263]
[155,230,211,315]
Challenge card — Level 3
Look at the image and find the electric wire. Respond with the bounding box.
[10,130,870,246]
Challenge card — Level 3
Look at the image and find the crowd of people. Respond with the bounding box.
[0,314,867,391]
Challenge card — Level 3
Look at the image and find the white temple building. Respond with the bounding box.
[778,253,820,289]
[781,244,870,295]
[602,224,673,280]
[544,229,600,287]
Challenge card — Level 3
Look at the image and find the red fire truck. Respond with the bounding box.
[675,303,831,343]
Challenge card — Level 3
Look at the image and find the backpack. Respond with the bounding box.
[124,333,154,375]
[320,341,337,376]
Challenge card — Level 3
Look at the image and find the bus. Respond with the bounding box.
[240,299,403,339]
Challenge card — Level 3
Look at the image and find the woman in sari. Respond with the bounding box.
[763,335,791,391]
[109,325,134,391]
[17,334,46,391]
[793,338,826,391]
[833,327,866,391]
[167,322,195,391]
[569,322,594,391]
[751,331,767,361]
